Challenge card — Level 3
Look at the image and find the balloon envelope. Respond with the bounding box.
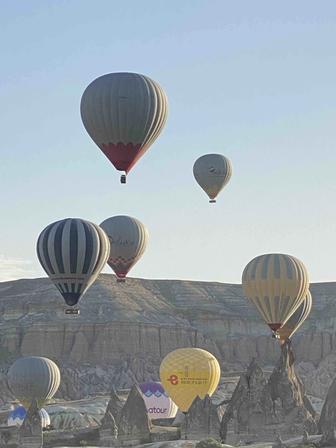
[242,253,309,332]
[160,348,221,413]
[193,154,232,202]
[7,356,61,409]
[8,406,50,428]
[277,291,312,343]
[80,72,168,175]
[37,218,110,306]
[139,382,178,419]
[100,215,148,280]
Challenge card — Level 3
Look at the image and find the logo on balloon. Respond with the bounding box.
[167,374,179,385]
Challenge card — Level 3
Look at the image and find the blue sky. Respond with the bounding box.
[1,1,336,283]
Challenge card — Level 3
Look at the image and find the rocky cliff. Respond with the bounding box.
[0,275,335,402]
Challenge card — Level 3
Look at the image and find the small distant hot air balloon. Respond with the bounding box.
[160,348,221,414]
[8,357,60,409]
[242,253,309,335]
[193,154,232,203]
[277,291,312,344]
[37,218,110,312]
[80,72,168,184]
[139,382,177,420]
[100,215,148,282]
[8,406,50,428]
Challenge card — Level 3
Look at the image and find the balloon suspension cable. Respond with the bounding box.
[120,174,126,184]
[183,412,188,440]
[65,308,80,315]
[272,331,280,339]
[116,277,126,283]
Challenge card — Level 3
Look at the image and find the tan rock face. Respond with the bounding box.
[220,349,317,444]
[117,385,151,436]
[0,276,335,402]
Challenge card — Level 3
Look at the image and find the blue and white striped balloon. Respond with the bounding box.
[37,218,110,307]
[8,406,50,428]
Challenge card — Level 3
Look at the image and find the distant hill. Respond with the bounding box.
[0,275,335,402]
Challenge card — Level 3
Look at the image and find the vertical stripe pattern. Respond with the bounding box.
[37,218,110,306]
[80,72,168,173]
[100,215,148,280]
[193,154,232,201]
[277,291,312,342]
[242,253,309,330]
[7,356,61,409]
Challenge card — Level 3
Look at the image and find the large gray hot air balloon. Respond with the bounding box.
[193,154,232,203]
[80,72,168,183]
[100,215,148,282]
[37,218,110,310]
[8,357,60,409]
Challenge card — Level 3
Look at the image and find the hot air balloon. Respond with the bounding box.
[8,357,60,409]
[139,382,178,420]
[80,72,168,183]
[242,253,309,334]
[159,348,221,413]
[8,406,50,428]
[193,154,232,203]
[37,218,110,312]
[277,291,312,344]
[100,215,148,282]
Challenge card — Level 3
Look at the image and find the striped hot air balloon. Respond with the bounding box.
[8,406,50,428]
[80,72,168,183]
[277,291,312,344]
[37,218,110,308]
[8,357,60,409]
[242,253,309,334]
[193,154,232,203]
[100,215,148,282]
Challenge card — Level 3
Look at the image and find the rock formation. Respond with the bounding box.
[98,388,121,446]
[318,375,336,445]
[19,399,42,448]
[266,340,317,436]
[103,387,125,423]
[117,384,152,437]
[182,395,220,437]
[220,358,269,443]
[220,345,317,444]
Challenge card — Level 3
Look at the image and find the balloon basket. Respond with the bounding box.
[65,308,80,315]
[209,199,216,203]
[117,278,126,283]
[120,174,126,184]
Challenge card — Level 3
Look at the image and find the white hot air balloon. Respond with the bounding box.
[8,406,50,428]
[100,215,148,282]
[139,382,177,420]
[193,154,232,203]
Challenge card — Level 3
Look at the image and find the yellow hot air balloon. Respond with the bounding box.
[159,348,220,413]
[242,253,309,333]
[277,291,312,344]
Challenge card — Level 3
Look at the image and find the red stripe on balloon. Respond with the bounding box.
[101,142,143,173]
